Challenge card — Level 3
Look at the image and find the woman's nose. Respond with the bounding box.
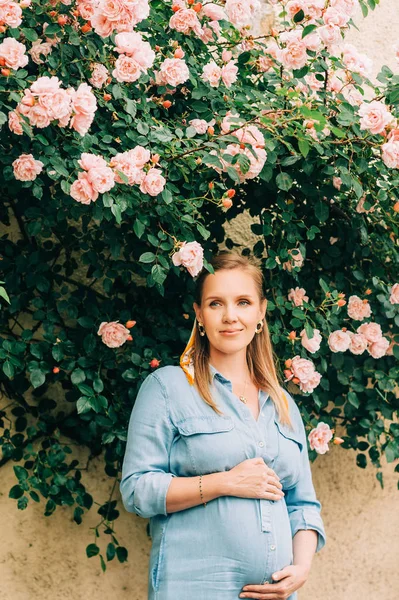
[222,305,238,321]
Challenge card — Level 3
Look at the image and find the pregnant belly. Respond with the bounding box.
[153,496,293,592]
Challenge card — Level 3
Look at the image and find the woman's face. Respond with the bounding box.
[193,268,267,357]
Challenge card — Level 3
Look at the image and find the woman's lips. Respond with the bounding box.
[219,329,243,335]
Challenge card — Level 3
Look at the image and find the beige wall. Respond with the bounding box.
[2,3,399,599]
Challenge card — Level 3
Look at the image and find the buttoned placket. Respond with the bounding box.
[210,366,278,580]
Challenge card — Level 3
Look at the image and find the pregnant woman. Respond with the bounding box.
[120,251,326,599]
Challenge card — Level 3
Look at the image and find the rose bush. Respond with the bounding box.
[0,0,398,570]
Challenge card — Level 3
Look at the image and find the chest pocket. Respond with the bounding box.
[274,420,303,490]
[175,415,246,476]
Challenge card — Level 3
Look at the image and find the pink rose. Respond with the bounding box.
[389,283,399,304]
[169,8,203,36]
[221,60,238,88]
[69,112,94,136]
[8,110,23,135]
[341,85,364,106]
[331,0,358,16]
[29,40,53,65]
[97,320,130,348]
[114,31,155,69]
[221,111,243,134]
[87,166,115,193]
[112,54,142,82]
[70,171,98,204]
[300,328,322,354]
[78,153,107,171]
[158,58,190,87]
[234,125,265,148]
[348,332,368,355]
[281,40,308,71]
[128,145,151,167]
[333,176,342,190]
[358,101,394,135]
[139,168,166,196]
[91,12,115,38]
[368,336,390,359]
[110,153,144,185]
[189,119,209,135]
[12,153,43,181]
[0,37,28,70]
[25,104,51,129]
[347,295,372,321]
[202,3,227,20]
[89,63,109,89]
[285,0,305,20]
[77,0,97,20]
[318,24,341,47]
[286,355,322,393]
[381,140,399,169]
[288,287,309,307]
[357,322,382,343]
[308,422,333,454]
[71,82,97,116]
[323,6,350,27]
[172,241,204,277]
[2,1,22,28]
[202,61,222,88]
[225,0,260,28]
[328,330,351,352]
[342,44,372,78]
[220,144,266,182]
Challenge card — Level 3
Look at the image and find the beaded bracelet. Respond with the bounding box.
[199,474,207,507]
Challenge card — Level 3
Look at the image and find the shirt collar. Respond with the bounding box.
[209,363,270,406]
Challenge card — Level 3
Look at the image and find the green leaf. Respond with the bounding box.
[116,546,128,563]
[133,218,146,238]
[30,370,45,389]
[293,9,304,22]
[71,369,86,385]
[86,543,100,558]
[276,172,293,191]
[3,360,14,379]
[106,543,116,561]
[139,252,156,264]
[76,397,92,414]
[9,485,24,499]
[125,99,137,117]
[302,24,317,38]
[298,139,310,158]
[314,200,329,223]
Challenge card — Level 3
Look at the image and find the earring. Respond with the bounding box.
[255,320,263,334]
[198,322,206,336]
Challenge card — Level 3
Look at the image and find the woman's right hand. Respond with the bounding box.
[224,457,284,501]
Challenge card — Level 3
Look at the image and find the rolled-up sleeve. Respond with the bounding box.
[284,396,327,553]
[120,372,176,519]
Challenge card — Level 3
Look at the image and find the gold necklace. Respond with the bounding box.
[239,378,248,404]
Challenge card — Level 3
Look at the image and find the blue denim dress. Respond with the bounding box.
[120,365,326,600]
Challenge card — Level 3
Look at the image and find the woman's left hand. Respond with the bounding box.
[239,564,309,599]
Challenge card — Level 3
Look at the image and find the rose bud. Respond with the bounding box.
[0,58,5,66]
[193,2,202,12]
[49,10,57,17]
[222,198,233,209]
[163,100,172,109]
[126,320,136,328]
[81,23,92,33]
[292,377,300,385]
[53,367,60,374]
[333,437,345,445]
[150,358,160,368]
[172,5,180,11]
[58,15,68,25]
[283,369,292,379]
[285,359,292,368]
[151,154,160,164]
[127,335,133,341]
[1,68,10,77]
[174,48,185,59]
[207,125,215,136]
[227,189,235,198]
[337,299,346,307]
[288,331,297,340]
[209,182,214,190]
[365,289,372,295]
[393,201,399,212]
[103,93,112,101]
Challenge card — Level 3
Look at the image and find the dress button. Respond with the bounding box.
[270,545,276,551]
[258,441,264,448]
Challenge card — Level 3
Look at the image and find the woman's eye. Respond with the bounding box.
[239,300,250,305]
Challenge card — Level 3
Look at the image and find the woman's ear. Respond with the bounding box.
[260,298,267,320]
[193,302,202,322]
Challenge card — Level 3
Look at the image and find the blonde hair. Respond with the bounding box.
[190,250,293,428]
